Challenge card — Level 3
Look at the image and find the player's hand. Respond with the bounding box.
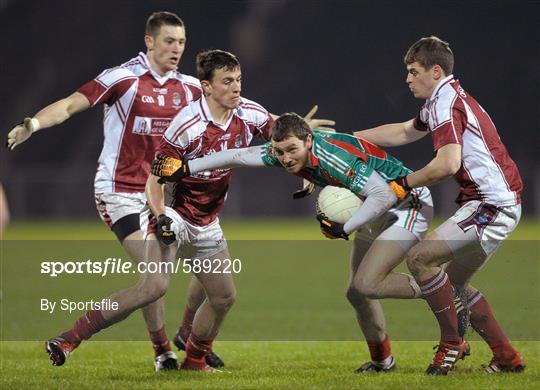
[390,176,412,201]
[151,154,190,183]
[303,105,335,130]
[293,179,316,199]
[6,117,38,150]
[156,214,176,245]
[316,213,349,240]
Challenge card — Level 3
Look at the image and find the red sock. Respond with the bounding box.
[468,292,517,360]
[419,269,460,344]
[367,334,392,362]
[179,307,196,341]
[149,326,171,357]
[61,309,108,346]
[185,334,213,362]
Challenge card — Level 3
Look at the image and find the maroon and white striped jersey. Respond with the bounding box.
[158,96,273,226]
[413,75,522,206]
[78,52,202,194]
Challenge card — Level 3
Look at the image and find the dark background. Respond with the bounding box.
[1,0,538,219]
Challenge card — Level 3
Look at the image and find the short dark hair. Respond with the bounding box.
[196,50,240,82]
[404,36,454,75]
[145,11,184,37]
[271,113,313,142]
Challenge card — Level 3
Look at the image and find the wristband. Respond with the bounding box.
[398,175,412,191]
[30,117,41,132]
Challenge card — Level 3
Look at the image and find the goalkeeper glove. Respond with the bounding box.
[151,154,190,183]
[6,117,40,150]
[316,213,349,240]
[390,175,412,201]
[156,214,176,245]
[293,179,316,199]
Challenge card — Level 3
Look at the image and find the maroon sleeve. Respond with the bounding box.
[156,137,184,160]
[77,78,136,106]
[432,109,466,150]
[186,84,202,101]
[413,112,429,131]
[258,115,274,141]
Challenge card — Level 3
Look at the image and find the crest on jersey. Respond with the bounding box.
[172,92,182,107]
[345,167,356,180]
[234,134,243,148]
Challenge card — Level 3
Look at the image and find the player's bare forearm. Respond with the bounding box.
[354,119,426,147]
[145,174,166,218]
[7,92,91,150]
[406,144,462,188]
[34,92,91,129]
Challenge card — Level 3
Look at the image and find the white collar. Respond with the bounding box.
[138,52,176,85]
[199,97,239,130]
[428,74,455,101]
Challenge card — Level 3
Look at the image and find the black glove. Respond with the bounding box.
[293,180,315,199]
[151,154,190,184]
[156,214,176,245]
[391,175,412,201]
[316,213,349,240]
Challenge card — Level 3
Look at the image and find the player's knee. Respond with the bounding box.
[355,277,382,299]
[209,289,236,314]
[346,284,369,304]
[137,277,169,303]
[406,246,431,276]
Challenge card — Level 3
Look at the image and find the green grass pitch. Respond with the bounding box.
[1,218,539,389]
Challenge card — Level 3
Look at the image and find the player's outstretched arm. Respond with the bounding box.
[6,92,90,150]
[400,143,462,188]
[354,119,427,147]
[150,146,267,183]
[188,145,266,173]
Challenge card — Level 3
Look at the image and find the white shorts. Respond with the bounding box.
[94,192,147,229]
[355,186,434,243]
[141,206,227,260]
[439,200,521,259]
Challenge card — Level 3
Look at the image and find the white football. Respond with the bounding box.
[317,186,363,224]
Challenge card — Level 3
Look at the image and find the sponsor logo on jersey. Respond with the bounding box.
[172,92,182,107]
[142,95,155,104]
[132,116,171,136]
[352,174,362,186]
[153,88,168,94]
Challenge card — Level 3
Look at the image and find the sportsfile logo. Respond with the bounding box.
[40,258,242,277]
